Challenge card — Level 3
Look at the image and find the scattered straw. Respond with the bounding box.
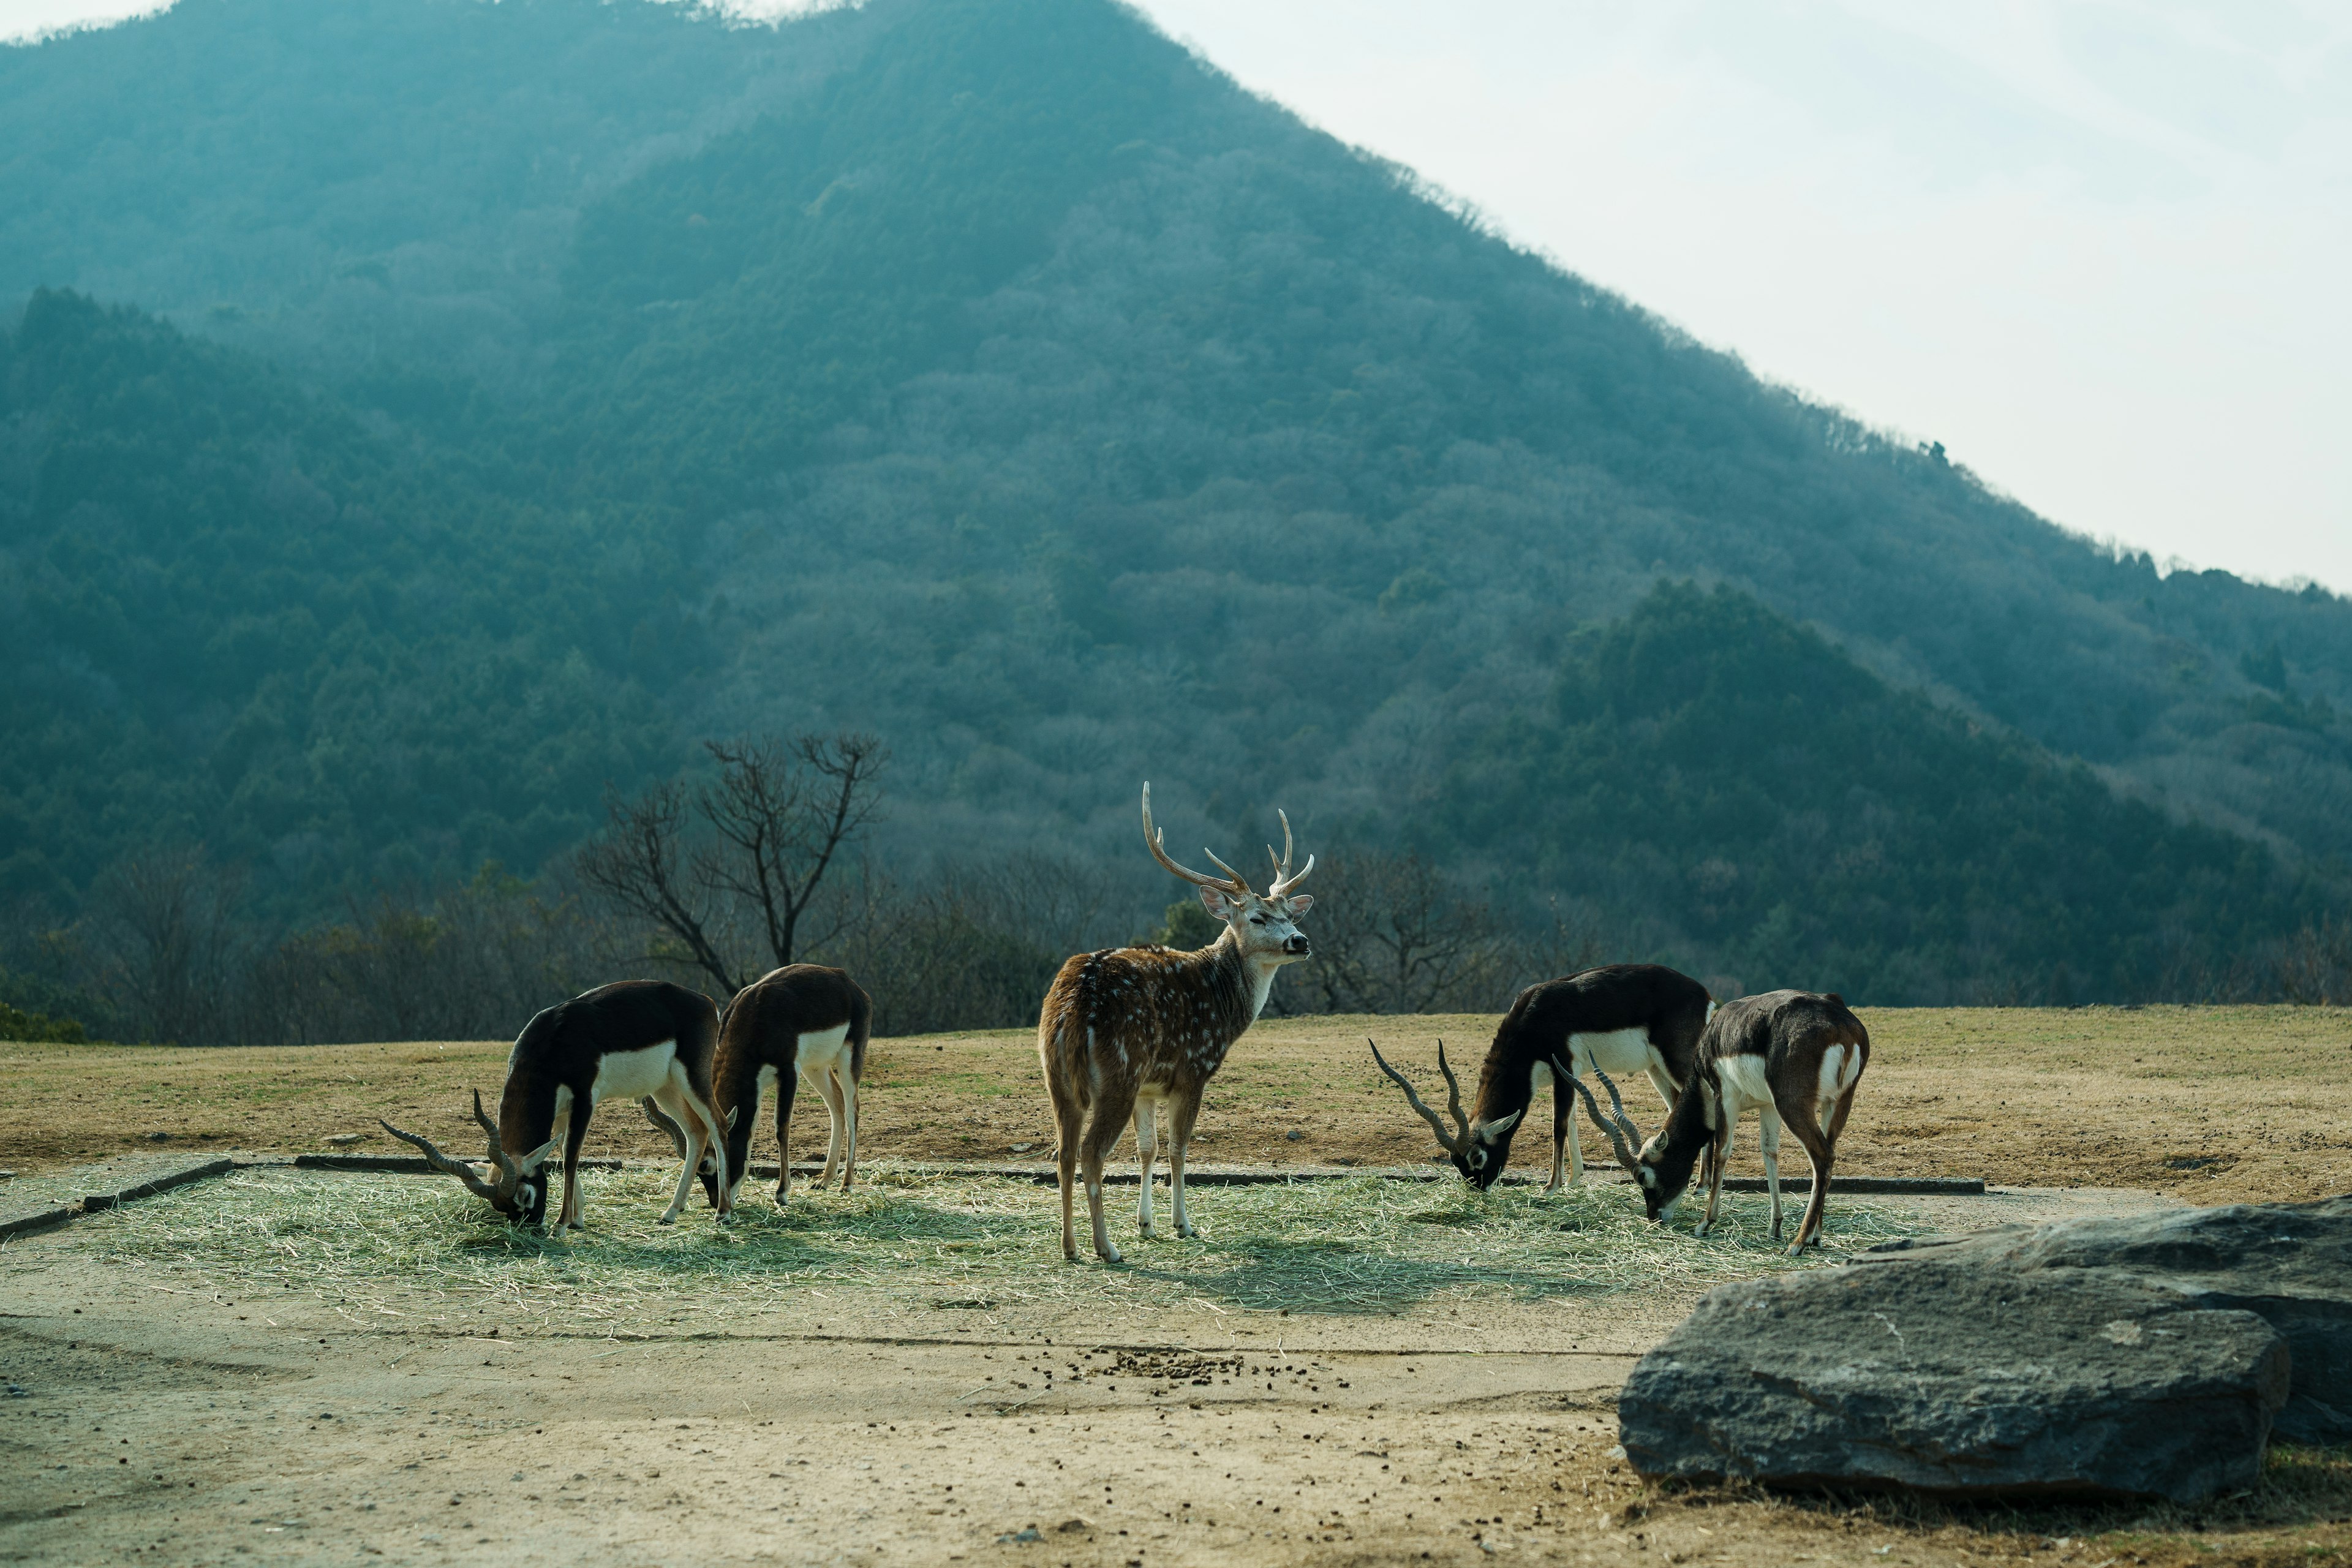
[55,1163,1919,1333]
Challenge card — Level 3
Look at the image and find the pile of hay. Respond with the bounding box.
[67,1164,1917,1332]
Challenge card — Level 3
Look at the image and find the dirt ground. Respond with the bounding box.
[3,1006,2349,1203]
[2,1006,2347,1567]
[3,1172,2346,1568]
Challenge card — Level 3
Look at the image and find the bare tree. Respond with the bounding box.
[1297,848,1516,1014]
[2274,914,2352,1006]
[88,846,247,1045]
[578,732,888,996]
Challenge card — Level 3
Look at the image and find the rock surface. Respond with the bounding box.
[1619,1261,2288,1501]
[1857,1196,2352,1443]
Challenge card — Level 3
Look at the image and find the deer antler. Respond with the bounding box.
[1370,1038,1470,1156]
[1140,783,1250,894]
[1266,809,1314,900]
[380,1092,508,1203]
[1554,1057,1645,1178]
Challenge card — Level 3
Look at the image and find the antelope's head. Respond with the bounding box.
[1558,1060,1675,1219]
[1368,1039,1525,1190]
[1140,782,1314,964]
[379,1091,561,1226]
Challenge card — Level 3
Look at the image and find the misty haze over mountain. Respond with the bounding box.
[2,0,2346,1026]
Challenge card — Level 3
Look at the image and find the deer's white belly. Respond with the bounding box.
[592,1039,680,1103]
[1555,1027,1660,1081]
[1713,1053,1775,1121]
[794,1022,854,1084]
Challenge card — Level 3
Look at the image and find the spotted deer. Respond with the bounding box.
[379,979,728,1229]
[1039,783,1315,1263]
[1370,963,1713,1191]
[1567,988,1869,1254]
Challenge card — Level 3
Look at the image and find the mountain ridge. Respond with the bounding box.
[2,0,2346,1008]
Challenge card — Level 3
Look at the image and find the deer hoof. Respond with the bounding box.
[656,1212,679,1226]
[1097,1245,1125,1265]
[1175,1222,1198,1239]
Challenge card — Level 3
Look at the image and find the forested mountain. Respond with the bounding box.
[1445,584,2320,1005]
[4,0,2348,1013]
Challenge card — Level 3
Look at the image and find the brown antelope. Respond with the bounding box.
[1370,963,1713,1191]
[380,979,727,1229]
[700,963,873,1215]
[1566,988,1869,1254]
[1039,783,1315,1263]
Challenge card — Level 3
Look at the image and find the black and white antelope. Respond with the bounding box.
[1567,988,1869,1254]
[1039,783,1315,1264]
[379,979,728,1229]
[700,963,873,1216]
[1370,963,1713,1191]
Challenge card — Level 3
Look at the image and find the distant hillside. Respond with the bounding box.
[0,292,676,907]
[2,0,2347,1001]
[1444,584,2316,1003]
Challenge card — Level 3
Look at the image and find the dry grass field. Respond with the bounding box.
[2,1006,2347,1568]
[4,1006,2348,1200]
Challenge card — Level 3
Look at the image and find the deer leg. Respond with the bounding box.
[560,1099,592,1231]
[1698,1120,1732,1237]
[771,1065,800,1207]
[1134,1099,1159,1238]
[671,1067,728,1217]
[1169,1093,1202,1238]
[657,1090,709,1227]
[807,1065,847,1189]
[1082,1088,1137,1265]
[1758,1104,1784,1241]
[1558,1090,1582,1189]
[1781,1110,1836,1255]
[1046,1032,1084,1263]
[836,1064,859,1193]
[1787,1081,1856,1251]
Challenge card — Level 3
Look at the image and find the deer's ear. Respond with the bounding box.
[1473,1110,1523,1142]
[1283,894,1313,916]
[1197,885,1237,920]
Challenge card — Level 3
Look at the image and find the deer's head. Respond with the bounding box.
[1368,1039,1525,1189]
[1558,1060,1683,1220]
[1140,783,1314,965]
[380,1091,561,1225]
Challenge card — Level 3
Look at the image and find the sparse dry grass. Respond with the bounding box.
[4,1005,2348,1200]
[66,1161,1916,1335]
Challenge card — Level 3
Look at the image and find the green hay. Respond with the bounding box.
[53,1164,1920,1333]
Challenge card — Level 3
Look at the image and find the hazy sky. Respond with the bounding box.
[9,0,2348,592]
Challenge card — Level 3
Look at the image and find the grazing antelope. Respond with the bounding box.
[1039,783,1314,1264]
[1567,989,1869,1254]
[379,979,727,1229]
[701,963,873,1215]
[1370,964,1713,1191]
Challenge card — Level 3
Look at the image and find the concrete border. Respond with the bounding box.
[290,1154,624,1174]
[739,1158,1985,1195]
[81,1156,235,1210]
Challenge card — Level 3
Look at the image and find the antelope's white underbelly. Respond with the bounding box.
[1548,1026,1660,1081]
[592,1039,680,1102]
[1714,1052,1775,1118]
[794,1022,854,1082]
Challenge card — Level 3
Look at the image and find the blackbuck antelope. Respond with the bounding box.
[1567,989,1869,1254]
[379,980,728,1229]
[1370,964,1713,1191]
[702,963,873,1215]
[1039,783,1315,1263]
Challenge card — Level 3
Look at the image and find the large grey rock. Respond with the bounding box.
[1619,1262,2288,1502]
[1857,1196,2352,1443]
